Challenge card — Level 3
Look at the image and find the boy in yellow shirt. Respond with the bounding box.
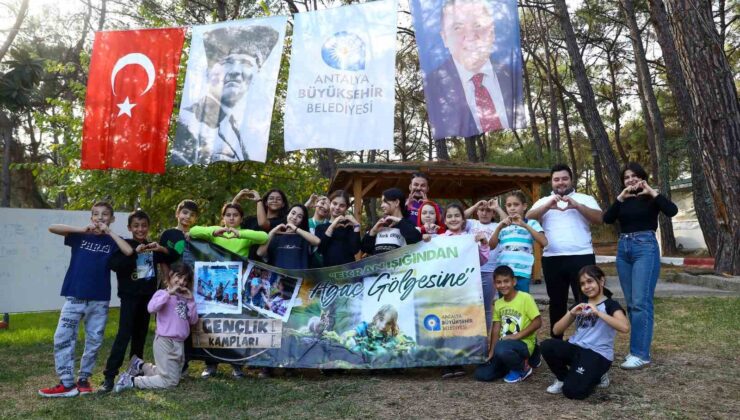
[474,265,542,383]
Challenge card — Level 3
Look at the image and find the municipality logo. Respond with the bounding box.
[423,314,441,331]
[321,31,366,71]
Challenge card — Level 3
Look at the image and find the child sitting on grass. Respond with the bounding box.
[114,262,198,392]
[474,265,542,383]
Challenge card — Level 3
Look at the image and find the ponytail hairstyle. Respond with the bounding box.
[382,187,408,218]
[577,265,613,298]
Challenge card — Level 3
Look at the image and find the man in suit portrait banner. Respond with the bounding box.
[172,17,287,166]
[411,0,526,140]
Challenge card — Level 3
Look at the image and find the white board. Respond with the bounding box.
[0,208,130,313]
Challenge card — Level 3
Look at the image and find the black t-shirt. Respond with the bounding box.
[315,223,360,267]
[266,234,311,270]
[159,228,195,267]
[241,215,285,231]
[603,194,678,233]
[109,239,161,297]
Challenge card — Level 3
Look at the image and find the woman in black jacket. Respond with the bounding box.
[603,162,677,371]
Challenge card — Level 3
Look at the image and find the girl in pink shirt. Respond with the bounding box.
[114,263,198,391]
[440,203,489,379]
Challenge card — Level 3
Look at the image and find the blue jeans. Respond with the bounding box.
[616,231,660,361]
[515,276,530,293]
[474,339,531,381]
[54,298,110,387]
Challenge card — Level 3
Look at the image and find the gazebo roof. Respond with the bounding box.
[328,161,551,200]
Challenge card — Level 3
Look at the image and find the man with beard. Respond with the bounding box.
[406,173,430,224]
[526,164,602,339]
[172,25,279,165]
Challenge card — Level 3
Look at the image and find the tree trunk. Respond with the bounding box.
[435,137,450,160]
[665,0,740,274]
[557,88,578,179]
[318,149,338,179]
[606,47,629,163]
[522,54,544,161]
[535,9,560,161]
[464,136,479,162]
[1,112,11,207]
[0,0,29,63]
[553,0,622,195]
[647,0,720,256]
[620,0,677,254]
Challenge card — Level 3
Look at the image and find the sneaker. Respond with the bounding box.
[504,366,533,383]
[113,372,134,393]
[546,379,564,394]
[201,364,217,378]
[98,378,114,393]
[598,373,610,388]
[232,366,245,379]
[38,383,79,398]
[76,379,93,395]
[126,355,145,376]
[620,354,650,370]
[441,366,466,379]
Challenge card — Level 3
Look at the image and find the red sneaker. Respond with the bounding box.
[38,383,79,398]
[76,379,93,395]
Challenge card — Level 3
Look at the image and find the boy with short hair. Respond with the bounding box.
[157,200,199,374]
[39,202,134,398]
[99,210,169,393]
[474,265,542,383]
[159,199,199,272]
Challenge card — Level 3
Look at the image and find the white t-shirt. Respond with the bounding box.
[465,219,500,272]
[530,192,601,257]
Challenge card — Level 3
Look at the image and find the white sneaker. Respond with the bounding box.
[620,354,650,370]
[598,373,610,388]
[546,379,564,394]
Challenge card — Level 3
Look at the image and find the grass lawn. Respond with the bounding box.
[1,297,738,419]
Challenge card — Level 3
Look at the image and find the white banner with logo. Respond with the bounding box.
[284,0,397,152]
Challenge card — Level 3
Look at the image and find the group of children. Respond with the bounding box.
[39,184,628,400]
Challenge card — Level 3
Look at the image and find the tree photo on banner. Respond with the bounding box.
[172,17,288,166]
[410,0,526,139]
[283,0,397,153]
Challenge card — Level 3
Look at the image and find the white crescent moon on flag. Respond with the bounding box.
[110,53,155,96]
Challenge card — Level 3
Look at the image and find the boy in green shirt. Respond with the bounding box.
[474,265,542,383]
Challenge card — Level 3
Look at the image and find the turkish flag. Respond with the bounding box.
[81,28,186,174]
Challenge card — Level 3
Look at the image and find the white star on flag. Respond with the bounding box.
[117,97,137,117]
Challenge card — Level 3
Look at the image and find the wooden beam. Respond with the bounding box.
[531,180,543,282]
[353,178,364,229]
[361,179,378,197]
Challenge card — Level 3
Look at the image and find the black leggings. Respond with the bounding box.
[541,339,611,400]
[542,254,595,338]
[103,294,152,379]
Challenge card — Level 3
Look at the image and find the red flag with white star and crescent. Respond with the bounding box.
[81,28,186,174]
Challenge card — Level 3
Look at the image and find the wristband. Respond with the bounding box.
[353,224,361,228]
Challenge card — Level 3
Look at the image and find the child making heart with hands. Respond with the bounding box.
[490,191,547,293]
[541,265,629,399]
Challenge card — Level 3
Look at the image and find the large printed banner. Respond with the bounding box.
[187,235,487,369]
[284,0,397,153]
[172,17,288,165]
[410,0,526,139]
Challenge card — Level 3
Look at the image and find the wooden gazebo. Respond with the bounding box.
[327,161,552,279]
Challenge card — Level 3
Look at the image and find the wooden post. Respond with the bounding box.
[353,177,363,228]
[531,180,543,282]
